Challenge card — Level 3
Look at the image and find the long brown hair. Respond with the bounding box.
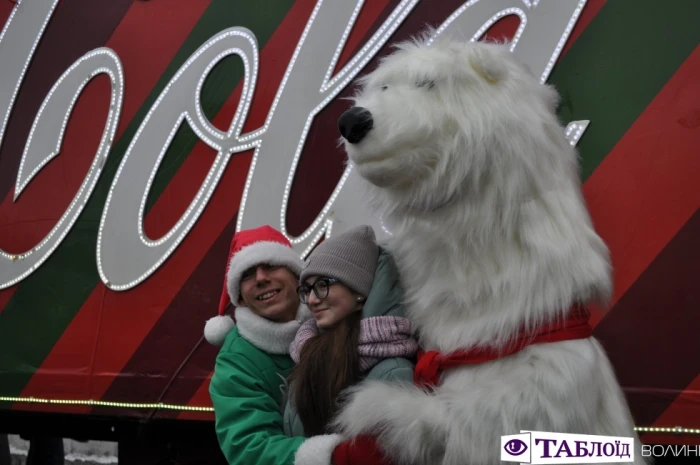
[288,311,362,436]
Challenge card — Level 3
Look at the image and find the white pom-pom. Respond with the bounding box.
[204,315,235,346]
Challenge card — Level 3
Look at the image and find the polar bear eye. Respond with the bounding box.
[381,85,388,91]
[416,79,435,90]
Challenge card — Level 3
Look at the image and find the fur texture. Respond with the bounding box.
[332,35,648,465]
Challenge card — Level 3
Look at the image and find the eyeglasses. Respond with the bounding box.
[297,278,340,304]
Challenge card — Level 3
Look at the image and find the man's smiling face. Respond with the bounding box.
[238,263,300,322]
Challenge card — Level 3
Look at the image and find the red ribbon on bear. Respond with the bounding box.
[414,305,593,388]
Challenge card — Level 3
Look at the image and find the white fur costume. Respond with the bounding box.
[333,36,648,465]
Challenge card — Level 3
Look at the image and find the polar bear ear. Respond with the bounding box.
[467,45,507,85]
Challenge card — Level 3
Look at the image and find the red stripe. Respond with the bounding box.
[584,46,700,327]
[0,2,13,31]
[16,0,212,411]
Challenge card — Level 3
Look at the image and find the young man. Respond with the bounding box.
[206,225,391,465]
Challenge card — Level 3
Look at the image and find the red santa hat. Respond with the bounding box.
[204,225,305,346]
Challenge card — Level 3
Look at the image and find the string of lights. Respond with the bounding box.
[2,396,699,435]
[0,396,213,412]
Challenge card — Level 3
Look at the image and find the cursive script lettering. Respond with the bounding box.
[0,0,590,290]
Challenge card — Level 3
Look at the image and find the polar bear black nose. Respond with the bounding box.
[338,107,373,144]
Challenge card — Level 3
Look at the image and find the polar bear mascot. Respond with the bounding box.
[333,35,647,465]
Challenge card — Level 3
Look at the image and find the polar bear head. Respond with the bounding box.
[339,36,572,214]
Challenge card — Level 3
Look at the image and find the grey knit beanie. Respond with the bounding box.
[300,225,379,297]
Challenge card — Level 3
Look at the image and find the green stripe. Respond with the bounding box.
[550,0,700,181]
[0,0,294,399]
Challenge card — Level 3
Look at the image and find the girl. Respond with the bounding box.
[284,225,417,438]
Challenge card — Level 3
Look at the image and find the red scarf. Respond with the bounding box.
[413,306,592,388]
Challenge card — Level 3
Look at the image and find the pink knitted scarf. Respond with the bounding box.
[289,316,418,372]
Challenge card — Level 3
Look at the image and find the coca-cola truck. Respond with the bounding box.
[1,0,698,463]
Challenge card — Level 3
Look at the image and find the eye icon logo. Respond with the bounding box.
[504,439,528,456]
[501,433,531,463]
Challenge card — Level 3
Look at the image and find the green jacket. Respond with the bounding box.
[209,307,345,465]
[282,247,416,437]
